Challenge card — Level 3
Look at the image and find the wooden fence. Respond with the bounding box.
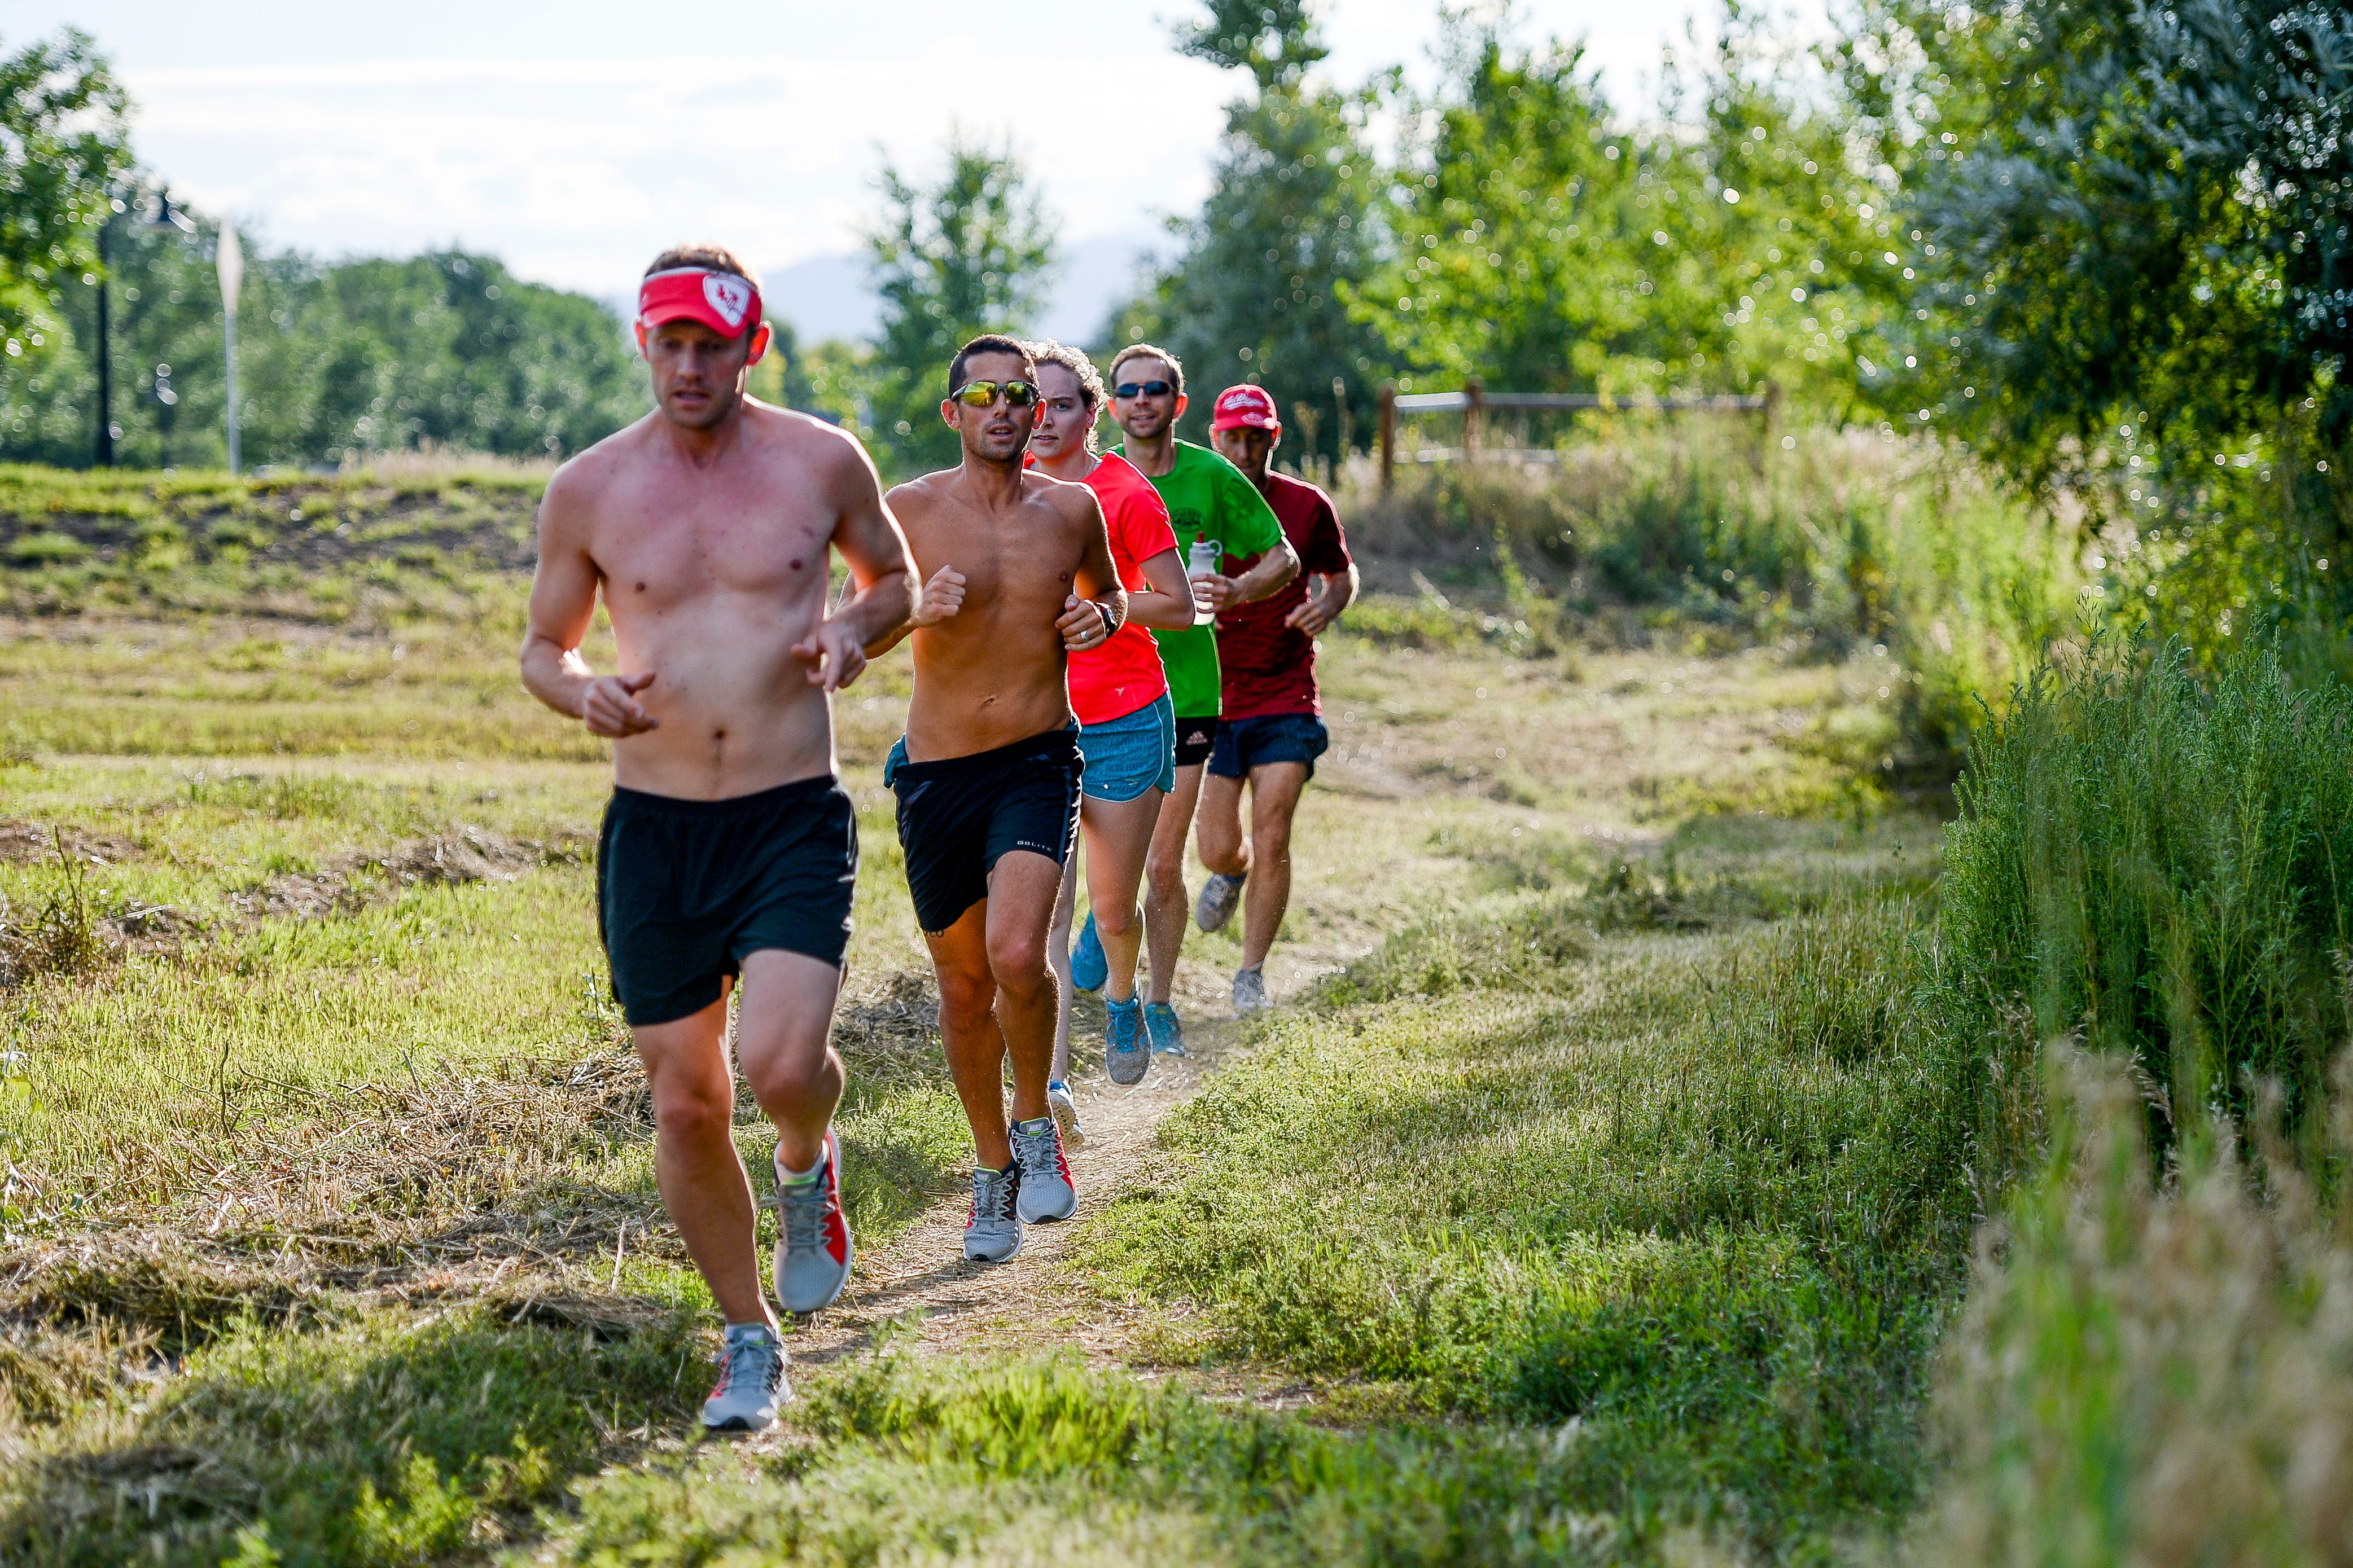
[1374,379,1774,490]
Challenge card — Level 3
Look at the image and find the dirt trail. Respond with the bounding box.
[787,952,1311,1372]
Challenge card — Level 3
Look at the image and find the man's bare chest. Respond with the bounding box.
[592,503,832,612]
[910,509,1076,621]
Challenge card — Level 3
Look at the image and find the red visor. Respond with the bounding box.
[638,267,763,338]
[1211,383,1280,431]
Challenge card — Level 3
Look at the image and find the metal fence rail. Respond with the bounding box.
[1375,378,1775,489]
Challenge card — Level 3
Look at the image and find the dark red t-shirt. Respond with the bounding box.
[1216,471,1352,721]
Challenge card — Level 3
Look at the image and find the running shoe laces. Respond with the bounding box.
[965,1165,1023,1262]
[702,1324,786,1432]
[1105,995,1150,1085]
[1010,1115,1076,1223]
[771,1131,853,1315]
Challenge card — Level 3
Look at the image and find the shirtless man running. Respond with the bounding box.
[875,334,1127,1264]
[520,245,914,1434]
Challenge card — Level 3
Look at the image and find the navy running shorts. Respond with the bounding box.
[1208,713,1331,781]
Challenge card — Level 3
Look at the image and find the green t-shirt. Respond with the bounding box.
[1114,440,1284,718]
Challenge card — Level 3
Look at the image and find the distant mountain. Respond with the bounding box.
[762,230,1165,349]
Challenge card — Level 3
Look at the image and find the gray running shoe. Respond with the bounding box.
[1232,965,1271,1016]
[1143,1001,1187,1058]
[1195,871,1246,933]
[964,1166,1023,1263]
[1010,1117,1076,1223]
[1105,995,1150,1084]
[1047,1079,1087,1150]
[772,1129,853,1315]
[701,1322,787,1433]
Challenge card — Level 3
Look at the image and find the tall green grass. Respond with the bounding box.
[1900,1046,2353,1568]
[541,1352,1641,1567]
[1933,639,2353,1153]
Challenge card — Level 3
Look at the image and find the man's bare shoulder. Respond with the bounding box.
[1025,470,1101,524]
[883,466,964,520]
[743,401,875,478]
[539,413,660,522]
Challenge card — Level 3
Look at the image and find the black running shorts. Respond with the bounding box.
[1172,715,1221,770]
[597,775,857,1027]
[888,727,1082,934]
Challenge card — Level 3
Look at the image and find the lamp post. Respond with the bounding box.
[217,221,243,475]
[91,187,195,468]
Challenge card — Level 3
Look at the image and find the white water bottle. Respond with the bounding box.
[1186,538,1220,627]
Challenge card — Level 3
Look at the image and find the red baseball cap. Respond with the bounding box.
[1210,384,1280,432]
[637,266,763,339]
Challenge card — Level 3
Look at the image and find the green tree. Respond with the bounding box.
[0,28,131,355]
[1363,20,1641,395]
[1362,6,1900,414]
[1887,0,2353,476]
[1114,1,1389,467]
[0,229,648,469]
[861,137,1057,476]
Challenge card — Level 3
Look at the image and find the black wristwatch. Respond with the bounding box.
[1096,598,1123,637]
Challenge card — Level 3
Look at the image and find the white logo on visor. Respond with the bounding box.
[703,273,752,329]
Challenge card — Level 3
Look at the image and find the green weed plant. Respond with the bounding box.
[1933,637,2353,1155]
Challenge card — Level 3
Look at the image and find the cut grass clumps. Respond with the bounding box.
[1934,637,2353,1157]
[1086,894,1972,1551]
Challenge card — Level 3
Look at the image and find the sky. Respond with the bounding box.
[12,1,1791,302]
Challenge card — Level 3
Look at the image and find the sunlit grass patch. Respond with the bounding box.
[0,1303,700,1568]
[537,1352,1629,1568]
[1081,895,1966,1550]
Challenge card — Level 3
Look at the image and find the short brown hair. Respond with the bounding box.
[643,244,761,287]
[1110,342,1184,398]
[1028,341,1105,411]
[948,333,1036,395]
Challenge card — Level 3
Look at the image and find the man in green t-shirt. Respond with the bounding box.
[1108,343,1298,1056]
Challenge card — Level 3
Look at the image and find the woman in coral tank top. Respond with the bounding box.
[1024,342,1197,1140]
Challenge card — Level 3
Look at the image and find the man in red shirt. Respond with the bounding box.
[1192,385,1359,1014]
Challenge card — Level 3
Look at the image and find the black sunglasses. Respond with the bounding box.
[950,379,1039,408]
[1113,380,1176,399]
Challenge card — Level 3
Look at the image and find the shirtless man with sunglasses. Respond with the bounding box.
[871,335,1126,1264]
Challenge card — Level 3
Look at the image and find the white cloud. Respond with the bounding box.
[27,0,1818,299]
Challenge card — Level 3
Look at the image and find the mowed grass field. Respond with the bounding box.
[0,481,1961,1566]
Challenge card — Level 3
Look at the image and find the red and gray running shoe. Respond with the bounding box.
[701,1321,787,1433]
[964,1164,1024,1262]
[1010,1115,1076,1223]
[772,1127,853,1315]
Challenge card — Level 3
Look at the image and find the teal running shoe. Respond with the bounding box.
[1070,912,1107,993]
[1143,1000,1187,1058]
[1105,995,1149,1084]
